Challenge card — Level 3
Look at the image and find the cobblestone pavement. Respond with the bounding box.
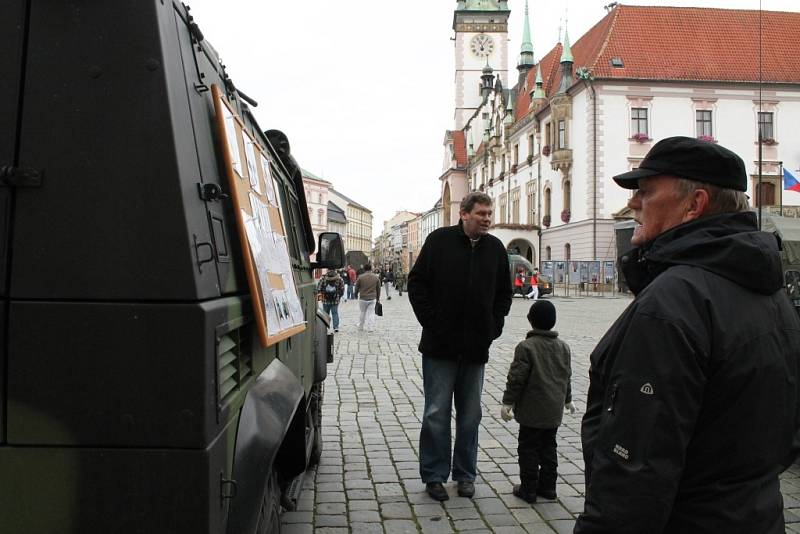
[283,292,800,533]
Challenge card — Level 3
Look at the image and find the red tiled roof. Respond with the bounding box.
[516,5,800,120]
[452,130,468,167]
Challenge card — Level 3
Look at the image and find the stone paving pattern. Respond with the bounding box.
[283,292,800,533]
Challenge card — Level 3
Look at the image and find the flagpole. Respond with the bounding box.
[780,161,784,216]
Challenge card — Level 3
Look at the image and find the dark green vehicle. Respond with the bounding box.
[1,2,341,533]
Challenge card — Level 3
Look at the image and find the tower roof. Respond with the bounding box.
[560,27,573,63]
[520,0,533,55]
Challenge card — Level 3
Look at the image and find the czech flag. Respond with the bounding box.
[785,168,800,193]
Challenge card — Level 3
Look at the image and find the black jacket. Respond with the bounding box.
[408,222,512,364]
[575,212,800,533]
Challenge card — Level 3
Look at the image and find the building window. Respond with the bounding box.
[526,181,536,223]
[558,120,566,149]
[563,180,571,213]
[631,107,648,136]
[318,209,324,225]
[546,246,551,260]
[511,187,520,224]
[758,112,774,140]
[513,144,519,166]
[565,243,571,261]
[528,133,535,156]
[545,122,552,147]
[490,158,496,179]
[544,187,551,218]
[499,193,508,223]
[696,110,713,137]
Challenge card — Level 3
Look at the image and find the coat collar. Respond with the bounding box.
[526,329,558,338]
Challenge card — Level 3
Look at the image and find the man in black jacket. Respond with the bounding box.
[575,136,800,533]
[408,192,512,501]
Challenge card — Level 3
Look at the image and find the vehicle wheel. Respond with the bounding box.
[309,382,324,466]
[255,469,282,534]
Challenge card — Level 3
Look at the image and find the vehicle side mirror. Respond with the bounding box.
[313,232,344,270]
[786,270,800,299]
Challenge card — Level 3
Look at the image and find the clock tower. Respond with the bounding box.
[453,0,510,129]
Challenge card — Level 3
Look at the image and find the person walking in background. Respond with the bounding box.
[576,136,800,533]
[513,268,526,298]
[347,264,357,300]
[354,263,381,332]
[525,269,539,300]
[316,269,345,332]
[408,192,512,502]
[384,268,395,300]
[339,267,350,302]
[500,300,574,504]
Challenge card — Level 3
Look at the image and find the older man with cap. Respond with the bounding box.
[575,136,800,533]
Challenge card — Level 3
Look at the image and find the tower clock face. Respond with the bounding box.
[470,34,495,57]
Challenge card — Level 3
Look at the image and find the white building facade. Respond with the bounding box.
[441,2,800,274]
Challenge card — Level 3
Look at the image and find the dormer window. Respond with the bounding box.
[610,57,624,68]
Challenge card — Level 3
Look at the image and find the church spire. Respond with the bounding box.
[518,0,534,70]
[557,25,574,93]
[560,27,574,64]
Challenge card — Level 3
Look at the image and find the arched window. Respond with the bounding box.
[565,243,571,261]
[546,246,551,260]
[563,180,571,213]
[544,187,551,217]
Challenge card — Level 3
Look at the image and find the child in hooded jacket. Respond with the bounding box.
[500,300,575,503]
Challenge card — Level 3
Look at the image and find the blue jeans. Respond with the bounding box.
[419,356,485,483]
[322,302,339,330]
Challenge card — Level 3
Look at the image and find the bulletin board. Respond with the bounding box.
[211,84,306,347]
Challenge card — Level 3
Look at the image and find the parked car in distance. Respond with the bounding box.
[508,254,552,296]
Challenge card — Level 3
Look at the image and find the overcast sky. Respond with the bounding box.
[184,0,798,236]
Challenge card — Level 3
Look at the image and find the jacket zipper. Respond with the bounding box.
[607,383,619,413]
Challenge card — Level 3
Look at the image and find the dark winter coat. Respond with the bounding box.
[502,329,572,428]
[575,211,800,534]
[408,222,512,364]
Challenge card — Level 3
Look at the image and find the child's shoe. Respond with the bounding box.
[536,488,557,500]
[512,484,536,503]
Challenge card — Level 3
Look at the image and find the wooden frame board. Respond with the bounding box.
[211,84,306,346]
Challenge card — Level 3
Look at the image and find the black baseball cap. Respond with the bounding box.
[613,136,747,191]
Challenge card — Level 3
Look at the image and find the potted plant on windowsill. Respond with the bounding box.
[561,209,571,223]
[527,154,534,164]
[631,132,650,143]
[542,145,551,156]
[697,135,717,143]
[761,137,777,146]
[542,214,551,228]
[511,163,518,173]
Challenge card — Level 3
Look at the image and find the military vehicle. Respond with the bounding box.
[761,214,800,316]
[1,2,342,532]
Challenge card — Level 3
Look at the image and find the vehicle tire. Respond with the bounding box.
[309,382,324,466]
[255,469,282,534]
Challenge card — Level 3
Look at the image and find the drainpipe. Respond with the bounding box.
[578,69,598,261]
[536,124,542,268]
[591,82,597,260]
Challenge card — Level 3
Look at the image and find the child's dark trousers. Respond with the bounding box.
[518,426,558,492]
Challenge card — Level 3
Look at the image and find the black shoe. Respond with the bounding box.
[513,484,536,503]
[457,481,475,498]
[426,482,449,501]
[334,329,339,333]
[387,296,391,300]
[536,488,557,500]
